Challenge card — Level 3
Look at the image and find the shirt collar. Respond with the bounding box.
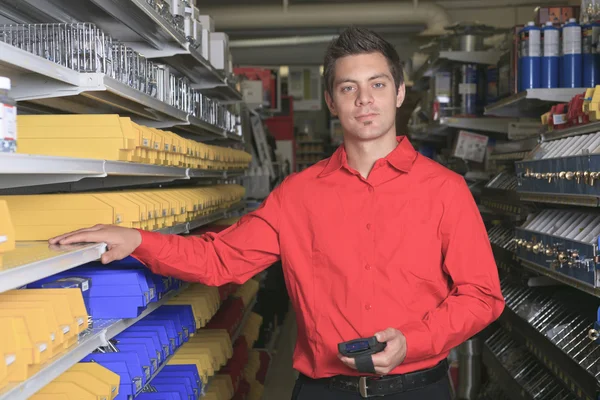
[318,136,417,178]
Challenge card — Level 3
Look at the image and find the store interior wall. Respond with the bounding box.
[226,0,582,144]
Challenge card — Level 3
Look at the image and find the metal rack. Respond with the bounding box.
[438,50,503,65]
[480,171,527,220]
[0,41,236,139]
[0,242,107,293]
[483,327,578,400]
[141,292,258,396]
[0,285,186,400]
[158,201,246,234]
[444,117,541,135]
[0,1,254,399]
[1,202,246,293]
[0,153,245,192]
[499,277,600,399]
[1,0,241,100]
[484,89,586,119]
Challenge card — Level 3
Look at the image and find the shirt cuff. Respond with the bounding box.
[399,321,433,363]
[131,230,164,273]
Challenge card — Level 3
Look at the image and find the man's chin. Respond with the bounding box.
[346,126,387,141]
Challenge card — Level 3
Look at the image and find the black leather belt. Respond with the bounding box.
[301,359,449,398]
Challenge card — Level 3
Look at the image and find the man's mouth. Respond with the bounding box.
[355,113,378,122]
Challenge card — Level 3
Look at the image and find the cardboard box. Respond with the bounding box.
[535,6,581,25]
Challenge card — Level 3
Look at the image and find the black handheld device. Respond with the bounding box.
[338,336,387,359]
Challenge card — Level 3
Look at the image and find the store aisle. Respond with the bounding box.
[263,308,298,399]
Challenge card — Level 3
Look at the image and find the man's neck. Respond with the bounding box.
[345,132,399,178]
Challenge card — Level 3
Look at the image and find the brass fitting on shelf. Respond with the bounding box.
[559,171,567,180]
[558,252,568,263]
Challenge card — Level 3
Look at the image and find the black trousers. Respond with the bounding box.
[290,374,453,400]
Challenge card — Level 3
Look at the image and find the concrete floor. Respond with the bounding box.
[262,308,298,400]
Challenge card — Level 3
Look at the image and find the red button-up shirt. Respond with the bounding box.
[133,136,504,378]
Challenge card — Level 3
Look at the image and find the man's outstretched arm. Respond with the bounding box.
[50,183,285,287]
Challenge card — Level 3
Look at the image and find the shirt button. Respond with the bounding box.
[365,264,371,271]
[365,304,372,311]
[366,223,372,230]
[368,186,374,193]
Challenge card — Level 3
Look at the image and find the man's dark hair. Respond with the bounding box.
[323,26,404,96]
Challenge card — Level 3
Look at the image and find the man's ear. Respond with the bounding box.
[396,83,406,108]
[325,91,337,116]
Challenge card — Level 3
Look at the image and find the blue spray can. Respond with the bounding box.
[519,21,541,91]
[542,21,560,88]
[562,18,582,88]
[583,21,600,87]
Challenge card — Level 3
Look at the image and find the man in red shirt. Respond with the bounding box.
[51,27,504,399]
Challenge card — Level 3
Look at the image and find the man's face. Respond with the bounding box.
[325,52,405,142]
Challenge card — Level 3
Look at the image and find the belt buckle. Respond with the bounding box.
[359,377,369,398]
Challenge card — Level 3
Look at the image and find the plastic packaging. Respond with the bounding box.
[0,77,16,153]
[583,21,600,87]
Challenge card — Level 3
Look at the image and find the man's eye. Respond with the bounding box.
[341,86,354,92]
[373,83,385,88]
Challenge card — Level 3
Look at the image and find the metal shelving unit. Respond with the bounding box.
[157,201,246,235]
[0,1,253,399]
[444,117,541,135]
[137,291,258,396]
[1,202,246,294]
[482,344,532,400]
[0,42,233,139]
[0,154,245,190]
[483,328,578,400]
[438,50,503,65]
[541,121,600,142]
[485,89,586,118]
[0,285,185,400]
[182,115,227,138]
[8,0,241,101]
[0,242,107,294]
[231,296,258,343]
[499,279,600,399]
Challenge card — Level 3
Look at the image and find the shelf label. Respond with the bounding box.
[5,354,15,366]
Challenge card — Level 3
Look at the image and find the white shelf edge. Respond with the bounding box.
[0,42,83,88]
[439,50,502,65]
[0,286,186,400]
[101,76,189,123]
[525,88,587,102]
[0,243,107,294]
[0,154,247,189]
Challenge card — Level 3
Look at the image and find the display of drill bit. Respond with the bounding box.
[0,23,114,75]
[476,381,514,400]
[481,171,525,219]
[0,23,240,132]
[514,209,600,287]
[516,132,600,204]
[488,225,517,252]
[501,278,600,388]
[486,171,518,191]
[485,328,578,400]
